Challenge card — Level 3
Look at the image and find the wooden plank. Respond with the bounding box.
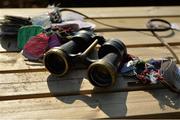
[99,31,180,45]
[1,46,180,73]
[127,46,180,59]
[0,69,164,100]
[0,53,45,72]
[0,71,81,84]
[91,17,180,29]
[1,7,180,19]
[93,17,180,45]
[0,89,179,119]
[54,7,180,18]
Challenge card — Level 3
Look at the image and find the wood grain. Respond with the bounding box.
[0,89,179,119]
[1,46,180,73]
[0,7,180,119]
[1,7,180,19]
[0,69,165,100]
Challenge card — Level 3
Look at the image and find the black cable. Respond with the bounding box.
[53,7,180,93]
[58,8,173,32]
[58,8,180,63]
[150,30,180,63]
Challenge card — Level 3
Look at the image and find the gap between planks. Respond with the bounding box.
[0,89,179,119]
[0,46,180,73]
[0,70,164,101]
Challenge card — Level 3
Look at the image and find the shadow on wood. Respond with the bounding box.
[149,89,180,110]
[47,73,128,118]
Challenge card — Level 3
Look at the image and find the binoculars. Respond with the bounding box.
[44,30,127,87]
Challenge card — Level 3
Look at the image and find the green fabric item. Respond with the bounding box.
[17,25,44,49]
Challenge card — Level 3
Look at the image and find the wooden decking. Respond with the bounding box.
[0,7,180,119]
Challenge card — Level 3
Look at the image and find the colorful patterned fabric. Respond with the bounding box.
[48,33,61,48]
[22,33,49,61]
[120,58,164,84]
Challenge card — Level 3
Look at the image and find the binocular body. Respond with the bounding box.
[88,40,127,87]
[44,30,97,76]
[44,30,127,87]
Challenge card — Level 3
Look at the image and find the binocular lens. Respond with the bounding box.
[88,62,116,87]
[44,49,69,76]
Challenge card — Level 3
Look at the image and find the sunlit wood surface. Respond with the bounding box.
[0,7,180,119]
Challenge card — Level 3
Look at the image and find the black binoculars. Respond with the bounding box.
[44,30,127,87]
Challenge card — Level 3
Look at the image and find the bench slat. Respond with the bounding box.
[0,89,179,119]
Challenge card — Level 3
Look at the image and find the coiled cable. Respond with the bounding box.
[57,8,180,63]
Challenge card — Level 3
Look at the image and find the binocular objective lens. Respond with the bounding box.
[89,65,112,87]
[45,53,67,75]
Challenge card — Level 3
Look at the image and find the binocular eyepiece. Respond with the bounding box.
[44,30,127,87]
